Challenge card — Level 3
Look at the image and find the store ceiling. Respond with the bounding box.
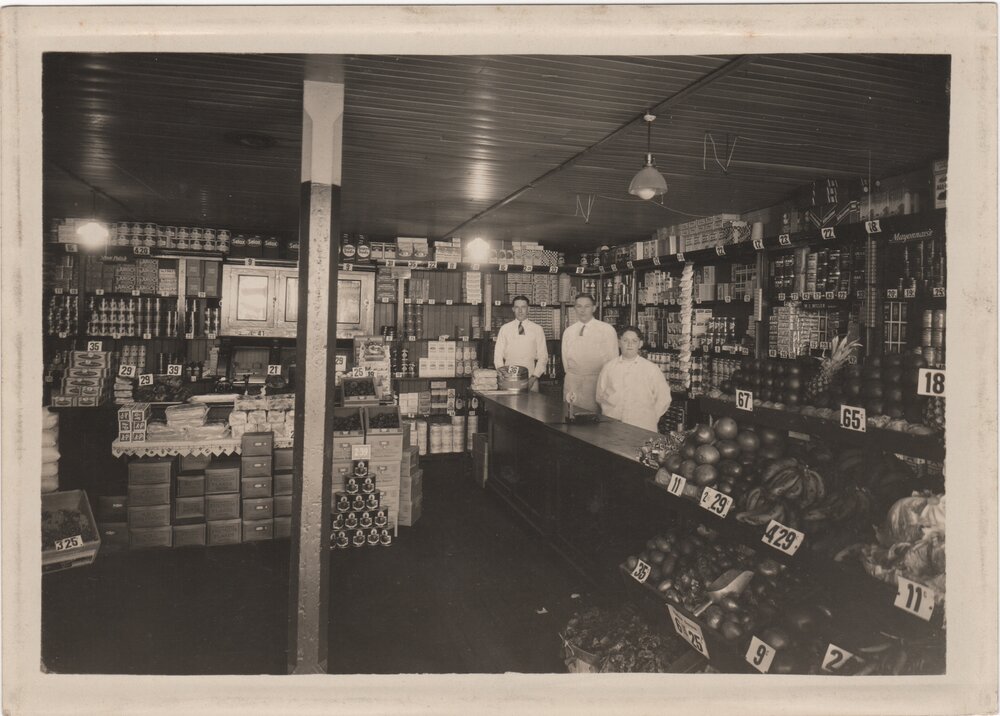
[42,53,950,251]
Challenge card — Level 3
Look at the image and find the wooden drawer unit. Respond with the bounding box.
[205,493,240,521]
[127,504,171,528]
[241,455,272,478]
[207,519,242,546]
[241,476,273,499]
[127,457,175,485]
[242,497,274,521]
[242,518,274,542]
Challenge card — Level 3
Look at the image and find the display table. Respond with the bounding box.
[112,435,293,458]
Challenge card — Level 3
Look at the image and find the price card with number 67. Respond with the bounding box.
[745,636,776,673]
[667,605,709,659]
[736,389,754,412]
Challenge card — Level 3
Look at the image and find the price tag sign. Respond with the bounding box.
[548,266,558,274]
[713,346,721,354]
[380,297,390,304]
[385,259,396,267]
[575,266,585,274]
[415,299,425,305]
[856,290,865,300]
[626,260,634,270]
[821,227,836,240]
[837,291,848,300]
[778,234,791,246]
[630,559,652,584]
[667,605,709,659]
[142,332,152,340]
[499,264,509,272]
[894,576,937,621]
[131,289,141,297]
[932,286,945,298]
[494,300,501,307]
[699,486,733,518]
[87,340,102,351]
[744,294,752,303]
[267,364,282,376]
[746,636,777,673]
[904,288,916,298]
[820,341,831,350]
[676,252,685,263]
[65,243,79,253]
[768,349,777,358]
[54,287,64,295]
[393,372,404,379]
[54,535,83,551]
[404,298,412,305]
[715,245,726,257]
[406,261,419,269]
[471,264,480,271]
[840,405,867,432]
[133,245,151,255]
[917,368,946,397]
[184,332,194,340]
[822,643,859,673]
[652,256,661,266]
[777,293,786,301]
[865,220,882,234]
[118,364,137,379]
[343,263,354,272]
[720,294,731,304]
[736,389,754,411]
[57,331,68,339]
[761,519,805,555]
[461,336,469,342]
[427,261,438,269]
[138,373,154,387]
[790,292,800,301]
[540,301,548,307]
[665,473,686,497]
[886,289,898,299]
[752,237,765,251]
[779,351,789,359]
[823,291,834,300]
[195,291,206,299]
[166,364,183,377]
[428,299,436,305]
[445,299,454,306]
[524,264,534,273]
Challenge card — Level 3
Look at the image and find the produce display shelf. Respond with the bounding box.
[580,209,945,276]
[642,478,945,636]
[699,397,945,462]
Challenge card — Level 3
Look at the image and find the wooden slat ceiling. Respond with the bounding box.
[42,53,949,251]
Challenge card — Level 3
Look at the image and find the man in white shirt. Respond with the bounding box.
[561,293,619,411]
[596,325,671,433]
[493,295,548,391]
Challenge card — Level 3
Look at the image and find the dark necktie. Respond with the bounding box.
[579,323,586,337]
[518,321,524,335]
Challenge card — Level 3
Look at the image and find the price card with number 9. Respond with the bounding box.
[746,636,776,673]
[736,389,754,411]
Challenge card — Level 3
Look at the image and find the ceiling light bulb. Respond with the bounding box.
[466,237,490,263]
[76,220,110,248]
[628,157,668,201]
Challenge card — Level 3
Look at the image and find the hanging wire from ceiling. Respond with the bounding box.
[574,194,595,224]
[592,194,712,219]
[703,133,738,174]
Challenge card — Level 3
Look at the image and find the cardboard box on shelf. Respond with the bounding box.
[274,471,293,496]
[242,497,274,521]
[127,456,174,485]
[242,519,274,542]
[172,523,207,547]
[205,493,240,521]
[127,482,172,507]
[127,504,171,528]
[207,518,242,546]
[129,526,173,550]
[176,473,206,497]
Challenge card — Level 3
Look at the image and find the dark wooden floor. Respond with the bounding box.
[42,455,593,674]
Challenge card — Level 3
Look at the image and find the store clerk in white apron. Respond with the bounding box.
[560,293,619,411]
[493,295,548,391]
[596,325,671,432]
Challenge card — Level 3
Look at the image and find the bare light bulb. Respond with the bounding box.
[466,237,490,264]
[77,221,110,248]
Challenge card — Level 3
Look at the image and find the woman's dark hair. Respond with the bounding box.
[618,325,644,342]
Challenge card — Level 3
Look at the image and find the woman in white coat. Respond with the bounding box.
[596,325,671,433]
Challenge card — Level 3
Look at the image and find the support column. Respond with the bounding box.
[288,78,343,674]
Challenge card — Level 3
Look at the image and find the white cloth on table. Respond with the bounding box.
[493,319,548,379]
[561,318,619,411]
[596,355,671,433]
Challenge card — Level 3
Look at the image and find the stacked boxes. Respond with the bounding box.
[396,237,429,259]
[273,446,293,539]
[205,456,241,545]
[364,407,403,528]
[173,453,209,547]
[463,271,482,304]
[117,402,151,443]
[51,350,113,407]
[127,457,174,549]
[419,341,456,378]
[399,446,422,527]
[241,432,275,542]
[433,238,463,264]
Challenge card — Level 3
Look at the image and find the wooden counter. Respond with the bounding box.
[476,391,662,585]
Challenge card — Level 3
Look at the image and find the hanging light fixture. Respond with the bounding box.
[76,190,109,249]
[628,112,668,201]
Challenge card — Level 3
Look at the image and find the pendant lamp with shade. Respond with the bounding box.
[628,112,668,201]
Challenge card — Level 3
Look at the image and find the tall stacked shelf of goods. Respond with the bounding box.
[584,162,947,674]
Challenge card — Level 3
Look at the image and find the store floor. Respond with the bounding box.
[42,455,592,675]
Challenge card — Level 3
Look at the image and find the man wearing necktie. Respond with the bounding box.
[561,293,619,411]
[493,295,548,391]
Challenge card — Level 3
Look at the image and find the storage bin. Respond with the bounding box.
[42,490,101,573]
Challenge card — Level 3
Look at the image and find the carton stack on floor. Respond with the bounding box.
[98,431,295,551]
[399,445,422,527]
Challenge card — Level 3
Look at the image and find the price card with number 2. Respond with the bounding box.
[822,643,859,673]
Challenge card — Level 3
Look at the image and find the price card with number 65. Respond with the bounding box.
[736,389,754,412]
[840,405,866,432]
